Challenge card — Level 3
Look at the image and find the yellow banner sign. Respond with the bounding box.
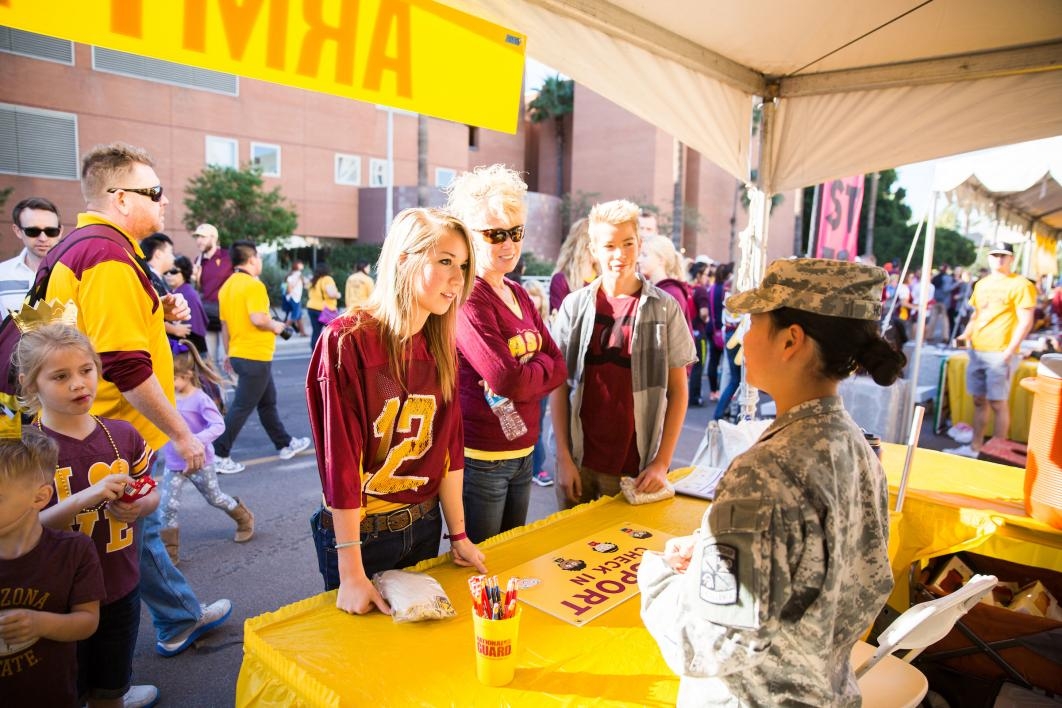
[505,522,672,626]
[0,0,525,133]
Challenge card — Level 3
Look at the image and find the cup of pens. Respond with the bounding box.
[469,575,521,687]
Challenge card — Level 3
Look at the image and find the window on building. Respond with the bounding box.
[0,103,79,180]
[206,136,238,169]
[468,125,479,150]
[435,168,457,189]
[93,47,238,95]
[369,158,389,188]
[334,154,361,186]
[251,142,281,177]
[0,26,74,64]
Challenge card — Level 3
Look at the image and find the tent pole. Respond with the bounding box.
[907,191,938,442]
[807,183,821,257]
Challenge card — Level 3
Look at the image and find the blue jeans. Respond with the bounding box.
[462,453,533,544]
[307,308,324,351]
[311,505,442,591]
[713,343,742,420]
[139,457,203,642]
[689,330,706,403]
[531,398,548,474]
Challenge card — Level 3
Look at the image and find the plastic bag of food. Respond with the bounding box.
[372,570,456,623]
[619,476,675,505]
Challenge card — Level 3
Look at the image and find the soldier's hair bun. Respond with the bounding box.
[767,308,906,385]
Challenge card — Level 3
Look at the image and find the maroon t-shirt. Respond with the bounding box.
[197,248,233,304]
[580,288,641,476]
[0,526,105,708]
[42,418,151,604]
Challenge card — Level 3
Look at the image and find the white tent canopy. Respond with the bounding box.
[441,0,1062,195]
[932,136,1062,238]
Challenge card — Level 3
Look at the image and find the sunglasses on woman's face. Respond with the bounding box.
[165,269,180,276]
[477,225,525,244]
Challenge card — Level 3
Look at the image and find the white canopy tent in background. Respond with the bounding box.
[932,136,1062,278]
[443,0,1062,426]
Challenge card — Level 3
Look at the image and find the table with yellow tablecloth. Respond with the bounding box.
[237,493,709,707]
[945,353,1037,443]
[236,450,1062,707]
[881,442,1062,609]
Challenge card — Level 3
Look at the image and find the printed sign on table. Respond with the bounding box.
[505,522,672,626]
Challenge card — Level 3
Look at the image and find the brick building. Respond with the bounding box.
[0,26,798,266]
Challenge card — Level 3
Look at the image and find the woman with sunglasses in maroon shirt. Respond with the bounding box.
[444,165,567,544]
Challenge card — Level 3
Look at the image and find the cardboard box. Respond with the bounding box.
[927,555,974,595]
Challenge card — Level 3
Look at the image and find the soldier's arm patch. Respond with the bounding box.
[691,497,771,630]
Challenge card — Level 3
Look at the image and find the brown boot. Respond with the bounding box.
[228,498,254,542]
[160,526,180,566]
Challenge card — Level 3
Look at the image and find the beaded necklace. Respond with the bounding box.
[37,414,128,513]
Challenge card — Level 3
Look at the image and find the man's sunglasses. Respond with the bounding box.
[19,226,61,238]
[106,185,164,203]
[477,225,525,244]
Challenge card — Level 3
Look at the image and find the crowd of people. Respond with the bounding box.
[0,144,1052,707]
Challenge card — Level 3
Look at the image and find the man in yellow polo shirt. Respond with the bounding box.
[213,240,310,473]
[949,241,1036,458]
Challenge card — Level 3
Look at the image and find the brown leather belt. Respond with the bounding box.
[319,499,438,535]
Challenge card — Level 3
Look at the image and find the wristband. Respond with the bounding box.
[334,540,363,550]
[445,531,468,542]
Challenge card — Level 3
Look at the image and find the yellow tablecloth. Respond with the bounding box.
[945,354,1037,443]
[237,493,709,707]
[882,443,1062,609]
[237,450,1062,706]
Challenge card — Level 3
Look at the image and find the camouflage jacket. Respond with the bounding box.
[639,396,893,706]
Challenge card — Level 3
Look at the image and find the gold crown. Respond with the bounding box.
[12,298,79,333]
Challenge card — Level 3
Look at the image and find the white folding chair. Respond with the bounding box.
[853,574,998,708]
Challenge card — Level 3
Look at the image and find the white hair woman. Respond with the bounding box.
[444,165,567,543]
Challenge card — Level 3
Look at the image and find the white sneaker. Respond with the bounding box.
[123,684,159,708]
[278,436,311,460]
[944,445,979,459]
[215,456,246,474]
[155,599,233,657]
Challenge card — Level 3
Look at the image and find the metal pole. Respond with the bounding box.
[386,108,395,228]
[906,190,938,440]
[806,183,821,257]
[864,171,880,259]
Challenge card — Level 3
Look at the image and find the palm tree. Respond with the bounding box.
[529,76,574,197]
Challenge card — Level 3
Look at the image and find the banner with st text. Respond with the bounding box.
[0,0,525,133]
[815,175,865,261]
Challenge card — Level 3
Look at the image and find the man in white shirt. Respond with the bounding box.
[0,197,63,318]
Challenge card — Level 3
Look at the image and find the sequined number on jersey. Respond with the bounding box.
[366,394,436,495]
[53,462,134,553]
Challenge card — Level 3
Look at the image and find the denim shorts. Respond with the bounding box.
[78,586,141,700]
[966,349,1016,401]
[310,505,442,591]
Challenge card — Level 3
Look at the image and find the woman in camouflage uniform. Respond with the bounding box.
[640,258,906,706]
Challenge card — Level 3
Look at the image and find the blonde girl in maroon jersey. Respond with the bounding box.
[308,208,488,615]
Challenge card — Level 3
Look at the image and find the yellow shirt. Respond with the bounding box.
[45,214,175,452]
[220,271,275,361]
[306,275,338,310]
[344,271,374,310]
[969,273,1037,352]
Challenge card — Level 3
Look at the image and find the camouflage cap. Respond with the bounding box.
[725,258,885,321]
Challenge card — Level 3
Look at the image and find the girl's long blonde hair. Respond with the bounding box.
[553,218,596,293]
[340,208,475,401]
[15,324,101,414]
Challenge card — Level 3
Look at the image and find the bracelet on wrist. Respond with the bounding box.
[444,531,468,542]
[334,540,363,550]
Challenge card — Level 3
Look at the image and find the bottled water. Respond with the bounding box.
[484,389,527,441]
